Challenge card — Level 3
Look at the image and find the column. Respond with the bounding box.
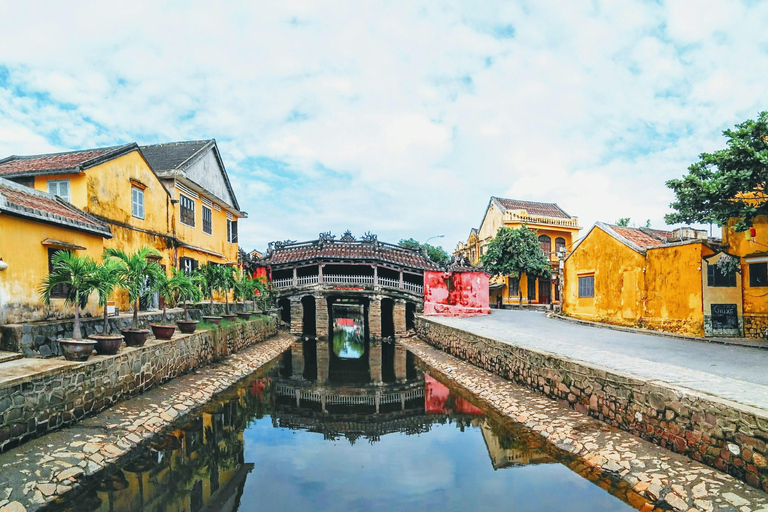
[291,341,304,380]
[394,344,407,382]
[318,263,324,284]
[369,339,382,385]
[369,296,382,340]
[290,297,303,336]
[373,265,378,286]
[393,300,407,334]
[399,270,404,289]
[315,294,329,340]
[316,340,329,384]
[292,267,298,287]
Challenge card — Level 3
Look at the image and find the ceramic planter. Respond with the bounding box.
[221,314,237,322]
[89,334,124,355]
[121,329,150,347]
[236,312,252,320]
[202,316,222,325]
[176,320,199,334]
[150,324,176,340]
[59,339,96,361]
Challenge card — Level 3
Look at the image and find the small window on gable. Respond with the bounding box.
[202,205,212,235]
[578,275,594,298]
[750,262,768,287]
[131,187,145,219]
[707,263,737,287]
[180,194,195,227]
[227,219,238,244]
[48,180,70,203]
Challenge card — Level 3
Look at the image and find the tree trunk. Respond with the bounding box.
[225,292,230,315]
[103,303,109,334]
[210,290,215,316]
[73,300,82,340]
[162,304,167,323]
[184,301,189,321]
[133,298,140,329]
[518,289,523,310]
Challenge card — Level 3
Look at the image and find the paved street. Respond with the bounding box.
[428,310,768,410]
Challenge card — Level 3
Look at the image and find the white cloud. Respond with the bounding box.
[0,0,767,250]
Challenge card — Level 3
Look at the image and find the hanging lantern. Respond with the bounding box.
[750,227,757,241]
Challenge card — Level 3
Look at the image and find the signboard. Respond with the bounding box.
[711,304,739,330]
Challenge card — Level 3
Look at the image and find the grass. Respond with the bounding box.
[194,315,272,332]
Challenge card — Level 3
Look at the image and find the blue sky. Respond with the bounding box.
[1,1,767,252]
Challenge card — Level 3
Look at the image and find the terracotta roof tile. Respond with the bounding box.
[0,144,135,177]
[610,226,667,248]
[493,197,572,219]
[0,178,111,237]
[266,240,438,270]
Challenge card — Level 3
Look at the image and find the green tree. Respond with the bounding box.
[92,258,126,334]
[173,270,203,321]
[666,111,768,232]
[480,225,552,307]
[39,251,98,340]
[398,238,450,264]
[104,247,164,330]
[197,263,228,317]
[616,218,631,227]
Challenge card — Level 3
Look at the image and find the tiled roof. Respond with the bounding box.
[139,140,212,173]
[266,240,438,270]
[0,178,112,237]
[493,197,572,219]
[642,227,674,240]
[0,144,136,177]
[611,226,667,248]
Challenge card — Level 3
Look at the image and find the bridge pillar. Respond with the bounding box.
[290,297,303,336]
[394,344,407,382]
[291,341,304,380]
[394,300,407,334]
[369,297,382,339]
[369,340,382,385]
[317,340,329,384]
[315,294,329,340]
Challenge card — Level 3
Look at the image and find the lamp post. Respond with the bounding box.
[424,235,445,246]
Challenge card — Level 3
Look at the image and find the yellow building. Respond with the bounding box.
[722,215,768,338]
[0,140,246,316]
[0,177,112,323]
[562,222,745,338]
[455,197,580,307]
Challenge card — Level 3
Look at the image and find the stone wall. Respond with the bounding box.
[415,317,768,492]
[744,314,768,339]
[0,315,276,452]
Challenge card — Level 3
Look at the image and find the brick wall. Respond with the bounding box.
[744,314,768,339]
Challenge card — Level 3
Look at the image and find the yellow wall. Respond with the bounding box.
[174,189,239,265]
[724,215,768,315]
[0,214,104,323]
[33,172,88,206]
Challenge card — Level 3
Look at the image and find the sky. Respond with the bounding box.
[1,1,767,253]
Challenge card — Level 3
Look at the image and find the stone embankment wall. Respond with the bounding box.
[0,316,276,452]
[1,302,255,358]
[415,317,768,492]
[744,314,768,339]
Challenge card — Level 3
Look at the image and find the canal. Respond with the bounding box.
[41,334,644,511]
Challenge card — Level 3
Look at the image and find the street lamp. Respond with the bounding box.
[424,234,445,245]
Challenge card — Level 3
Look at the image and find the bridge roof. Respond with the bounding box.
[264,234,439,271]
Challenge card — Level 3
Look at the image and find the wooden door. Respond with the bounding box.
[538,279,551,304]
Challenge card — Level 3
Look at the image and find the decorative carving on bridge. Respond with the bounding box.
[269,240,297,253]
[340,230,356,242]
[317,232,336,247]
[361,231,378,244]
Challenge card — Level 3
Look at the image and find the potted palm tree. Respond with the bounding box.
[39,251,98,361]
[174,270,203,333]
[105,247,164,346]
[89,257,126,355]
[234,274,253,320]
[198,263,224,325]
[220,265,238,322]
[150,269,178,340]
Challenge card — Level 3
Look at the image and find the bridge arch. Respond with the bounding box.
[301,295,316,338]
[381,298,395,339]
[406,302,416,330]
[278,298,291,325]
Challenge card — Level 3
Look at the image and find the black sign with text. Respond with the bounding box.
[711,303,739,330]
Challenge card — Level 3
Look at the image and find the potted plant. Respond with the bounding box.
[198,263,224,325]
[39,251,98,361]
[253,276,271,314]
[150,269,178,340]
[89,258,126,355]
[105,247,164,346]
[234,274,254,320]
[220,265,238,322]
[174,270,203,333]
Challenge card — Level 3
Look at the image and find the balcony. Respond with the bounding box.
[272,274,423,294]
[504,210,580,229]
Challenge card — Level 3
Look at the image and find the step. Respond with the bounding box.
[0,351,22,364]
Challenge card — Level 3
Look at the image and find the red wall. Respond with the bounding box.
[423,270,491,317]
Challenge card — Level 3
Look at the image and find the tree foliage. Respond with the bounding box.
[104,247,164,329]
[666,111,768,231]
[480,225,552,281]
[398,238,450,264]
[39,251,99,340]
[616,218,631,227]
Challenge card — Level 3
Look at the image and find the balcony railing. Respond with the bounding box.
[271,274,423,294]
[504,210,579,228]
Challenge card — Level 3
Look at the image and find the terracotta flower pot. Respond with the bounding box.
[221,314,237,322]
[202,316,222,325]
[236,312,252,320]
[121,329,150,347]
[150,324,176,340]
[176,320,199,334]
[59,339,96,361]
[90,334,124,355]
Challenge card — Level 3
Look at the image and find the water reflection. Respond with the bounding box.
[332,304,365,359]
[45,348,641,512]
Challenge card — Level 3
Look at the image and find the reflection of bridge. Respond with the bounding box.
[258,231,438,340]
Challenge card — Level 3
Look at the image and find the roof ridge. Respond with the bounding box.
[492,196,560,207]
[2,143,133,161]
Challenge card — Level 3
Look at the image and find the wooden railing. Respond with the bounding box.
[271,274,423,294]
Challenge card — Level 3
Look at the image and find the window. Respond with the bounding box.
[539,235,552,255]
[750,262,768,287]
[527,276,537,300]
[202,205,212,235]
[555,237,566,255]
[508,277,519,297]
[47,248,71,298]
[131,187,144,219]
[180,257,198,275]
[707,263,737,287]
[47,180,70,202]
[180,194,195,227]
[227,219,238,244]
[578,275,594,298]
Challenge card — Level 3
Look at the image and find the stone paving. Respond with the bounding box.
[401,336,768,512]
[0,332,293,512]
[430,310,768,410]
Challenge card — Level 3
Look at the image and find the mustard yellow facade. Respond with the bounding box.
[456,197,580,306]
[563,223,723,337]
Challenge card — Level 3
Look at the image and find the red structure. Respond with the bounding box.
[423,268,491,317]
[424,375,484,415]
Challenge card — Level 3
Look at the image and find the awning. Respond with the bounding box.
[41,239,86,251]
[489,283,505,290]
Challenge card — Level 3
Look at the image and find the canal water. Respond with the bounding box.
[44,340,639,512]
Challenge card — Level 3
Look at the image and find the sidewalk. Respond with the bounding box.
[427,310,768,411]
